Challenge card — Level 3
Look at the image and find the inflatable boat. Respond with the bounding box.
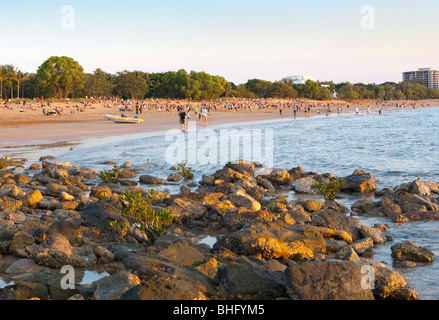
[104,114,143,123]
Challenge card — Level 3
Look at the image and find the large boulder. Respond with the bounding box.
[227,189,261,211]
[81,200,127,239]
[139,175,167,185]
[157,243,206,267]
[167,198,207,223]
[284,260,374,300]
[291,176,319,194]
[343,170,377,193]
[391,241,436,262]
[214,256,287,299]
[89,185,112,199]
[120,252,216,300]
[410,178,431,196]
[213,220,326,259]
[21,190,43,209]
[311,209,363,241]
[93,270,141,300]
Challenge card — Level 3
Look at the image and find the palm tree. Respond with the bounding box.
[5,65,16,99]
[8,66,29,99]
[0,65,8,100]
[15,70,30,99]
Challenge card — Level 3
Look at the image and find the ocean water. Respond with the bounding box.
[2,106,439,299]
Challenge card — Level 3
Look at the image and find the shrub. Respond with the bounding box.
[99,165,121,183]
[111,189,174,243]
[171,161,194,180]
[311,178,346,201]
[0,156,10,169]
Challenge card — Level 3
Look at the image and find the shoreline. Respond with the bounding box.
[1,100,436,150]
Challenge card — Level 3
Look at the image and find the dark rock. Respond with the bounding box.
[351,199,375,214]
[214,256,287,299]
[93,270,140,300]
[139,175,166,185]
[311,209,363,241]
[81,200,127,239]
[391,241,436,262]
[343,171,377,193]
[157,243,206,267]
[284,260,374,300]
[121,252,216,299]
[47,220,84,247]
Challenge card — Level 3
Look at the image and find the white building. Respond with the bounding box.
[402,68,439,89]
[282,75,317,85]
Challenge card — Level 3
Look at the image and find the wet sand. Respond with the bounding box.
[0,99,434,148]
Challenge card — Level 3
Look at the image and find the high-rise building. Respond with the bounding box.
[402,68,439,89]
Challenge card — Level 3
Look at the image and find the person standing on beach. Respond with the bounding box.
[178,107,187,131]
[201,107,208,126]
[293,106,297,119]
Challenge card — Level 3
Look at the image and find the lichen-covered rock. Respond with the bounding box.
[251,237,314,260]
[228,189,261,211]
[391,241,436,262]
[89,185,112,199]
[22,190,43,209]
[343,171,377,193]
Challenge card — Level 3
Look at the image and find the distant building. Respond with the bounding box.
[282,75,317,85]
[402,68,439,89]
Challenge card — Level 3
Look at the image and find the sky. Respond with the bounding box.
[1,0,439,85]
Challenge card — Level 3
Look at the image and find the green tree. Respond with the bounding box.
[11,68,30,99]
[245,79,273,98]
[0,65,9,100]
[270,81,298,98]
[302,80,320,99]
[344,90,359,100]
[37,56,85,99]
[113,70,148,99]
[84,68,115,97]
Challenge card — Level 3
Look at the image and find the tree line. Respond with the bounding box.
[1,56,439,101]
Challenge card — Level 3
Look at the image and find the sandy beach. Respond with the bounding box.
[0,98,435,148]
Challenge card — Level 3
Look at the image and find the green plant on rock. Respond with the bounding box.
[99,165,121,183]
[111,189,174,243]
[171,161,194,180]
[0,156,10,169]
[311,178,346,201]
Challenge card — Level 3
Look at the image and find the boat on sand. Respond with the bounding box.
[104,114,143,123]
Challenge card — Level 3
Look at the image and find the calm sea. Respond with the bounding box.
[2,106,439,299]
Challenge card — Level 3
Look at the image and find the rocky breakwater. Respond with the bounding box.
[351,178,438,268]
[0,158,419,300]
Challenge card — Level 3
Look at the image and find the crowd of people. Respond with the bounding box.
[1,96,435,129]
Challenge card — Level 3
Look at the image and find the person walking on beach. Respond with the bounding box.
[293,106,297,119]
[178,107,187,131]
[201,107,208,126]
[186,108,191,127]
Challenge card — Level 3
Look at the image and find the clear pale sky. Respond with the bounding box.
[1,0,438,85]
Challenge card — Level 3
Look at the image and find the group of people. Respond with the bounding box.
[177,105,208,131]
